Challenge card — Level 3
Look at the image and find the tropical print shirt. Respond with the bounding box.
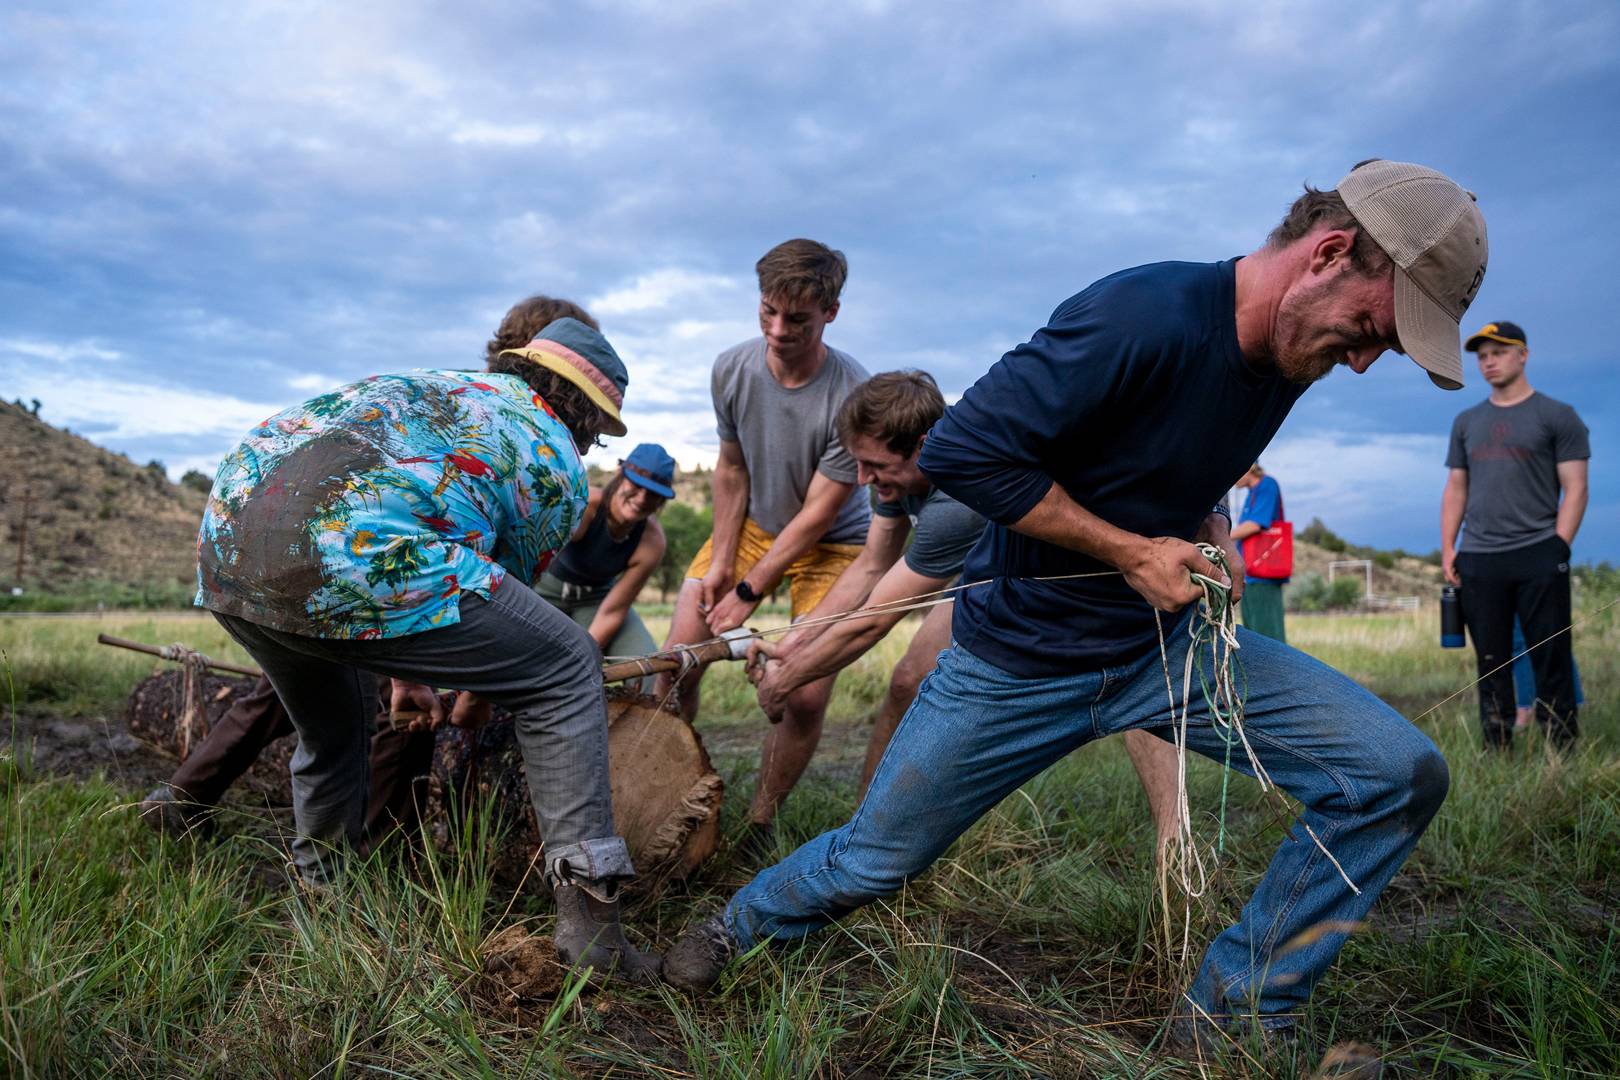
[195,370,587,639]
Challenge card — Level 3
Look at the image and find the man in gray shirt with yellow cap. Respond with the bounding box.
[1441,320,1590,749]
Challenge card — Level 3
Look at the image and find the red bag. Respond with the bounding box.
[1240,492,1293,580]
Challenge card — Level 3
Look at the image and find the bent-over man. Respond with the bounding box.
[665,160,1485,1054]
[748,370,1183,849]
[195,317,659,984]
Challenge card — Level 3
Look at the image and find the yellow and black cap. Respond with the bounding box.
[1464,320,1526,352]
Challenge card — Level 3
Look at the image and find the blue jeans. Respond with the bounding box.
[725,615,1449,1022]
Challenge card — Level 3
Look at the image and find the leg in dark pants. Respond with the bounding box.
[365,724,438,848]
[164,675,293,806]
[211,614,379,882]
[1458,553,1518,748]
[212,582,627,885]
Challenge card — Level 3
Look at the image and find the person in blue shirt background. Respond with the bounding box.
[1231,462,1287,643]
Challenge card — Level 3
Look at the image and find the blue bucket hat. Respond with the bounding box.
[622,443,676,498]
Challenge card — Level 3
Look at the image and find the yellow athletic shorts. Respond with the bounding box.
[686,517,863,618]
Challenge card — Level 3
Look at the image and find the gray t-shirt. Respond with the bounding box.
[1446,392,1590,554]
[875,485,988,579]
[712,338,871,545]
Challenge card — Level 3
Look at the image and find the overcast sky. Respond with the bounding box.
[2,1,1615,558]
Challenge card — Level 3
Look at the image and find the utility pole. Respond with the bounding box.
[14,479,30,584]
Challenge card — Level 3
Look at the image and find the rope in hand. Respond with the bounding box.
[603,568,1127,666]
[1152,544,1360,964]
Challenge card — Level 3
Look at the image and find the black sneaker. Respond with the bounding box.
[138,785,216,839]
[662,911,736,993]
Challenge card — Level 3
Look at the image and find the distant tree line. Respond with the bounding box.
[1298,517,1442,570]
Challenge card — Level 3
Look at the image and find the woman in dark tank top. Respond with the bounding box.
[537,444,676,683]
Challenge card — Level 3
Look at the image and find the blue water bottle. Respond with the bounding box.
[1440,585,1465,648]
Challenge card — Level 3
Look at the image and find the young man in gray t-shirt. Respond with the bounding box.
[658,238,872,830]
[1441,320,1590,749]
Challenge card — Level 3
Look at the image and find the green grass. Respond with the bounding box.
[2,593,1617,1077]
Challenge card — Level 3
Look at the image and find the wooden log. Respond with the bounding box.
[122,673,722,888]
[427,691,721,891]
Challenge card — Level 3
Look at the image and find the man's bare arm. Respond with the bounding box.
[1009,483,1224,611]
[752,558,951,717]
[700,439,750,610]
[707,470,855,632]
[1440,467,1468,585]
[773,513,909,652]
[1556,459,1589,546]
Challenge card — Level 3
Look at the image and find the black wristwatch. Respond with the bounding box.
[735,580,761,603]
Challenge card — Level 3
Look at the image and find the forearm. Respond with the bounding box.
[1556,484,1587,544]
[772,564,941,692]
[587,603,629,650]
[1440,494,1465,552]
[744,502,843,593]
[1228,520,1260,541]
[780,556,884,651]
[1195,510,1233,550]
[774,606,906,693]
[709,463,749,566]
[1010,481,1143,566]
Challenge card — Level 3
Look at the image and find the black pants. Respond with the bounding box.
[1457,536,1578,749]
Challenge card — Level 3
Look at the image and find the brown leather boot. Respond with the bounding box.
[551,881,661,987]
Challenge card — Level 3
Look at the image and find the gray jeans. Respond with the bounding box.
[212,580,633,885]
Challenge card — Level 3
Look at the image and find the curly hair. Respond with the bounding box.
[484,355,606,454]
[485,295,598,366]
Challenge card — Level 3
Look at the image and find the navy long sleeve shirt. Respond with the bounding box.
[919,259,1305,678]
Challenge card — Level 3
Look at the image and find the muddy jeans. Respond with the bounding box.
[725,614,1450,1024]
[212,580,633,885]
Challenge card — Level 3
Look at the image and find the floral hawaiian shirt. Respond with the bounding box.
[195,370,587,639]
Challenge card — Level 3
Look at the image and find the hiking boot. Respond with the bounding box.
[662,910,736,993]
[1166,1009,1298,1065]
[138,785,216,839]
[552,882,661,988]
[1309,1041,1383,1080]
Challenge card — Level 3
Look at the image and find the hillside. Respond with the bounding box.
[0,404,1440,608]
[0,401,205,599]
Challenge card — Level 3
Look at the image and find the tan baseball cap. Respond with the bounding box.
[1337,160,1488,390]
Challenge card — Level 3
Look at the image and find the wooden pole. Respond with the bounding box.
[96,633,263,678]
[14,480,29,584]
[601,636,746,684]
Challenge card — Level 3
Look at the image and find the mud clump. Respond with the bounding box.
[480,925,566,1003]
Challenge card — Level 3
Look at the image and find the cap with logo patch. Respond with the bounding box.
[1464,320,1526,352]
[1337,159,1488,391]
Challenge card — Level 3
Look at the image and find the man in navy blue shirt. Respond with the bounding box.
[665,161,1487,1051]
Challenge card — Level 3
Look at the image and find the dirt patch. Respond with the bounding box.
[480,925,567,1005]
[8,706,172,794]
